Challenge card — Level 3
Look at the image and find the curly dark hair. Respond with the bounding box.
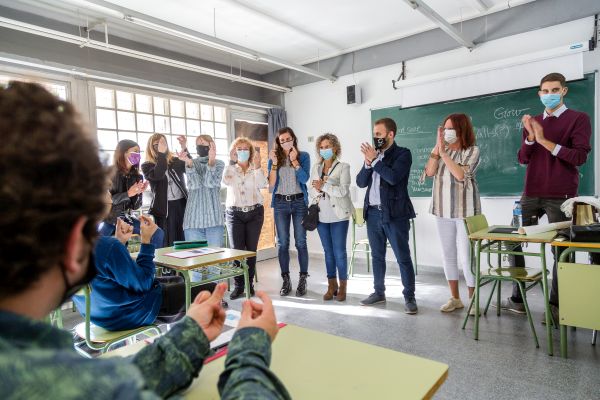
[0,81,108,299]
[274,127,299,166]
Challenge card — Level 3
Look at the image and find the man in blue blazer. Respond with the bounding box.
[356,118,418,314]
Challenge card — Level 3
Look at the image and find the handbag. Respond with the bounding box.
[301,162,339,231]
[570,202,600,242]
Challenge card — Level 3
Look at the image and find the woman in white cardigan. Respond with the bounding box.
[309,133,354,301]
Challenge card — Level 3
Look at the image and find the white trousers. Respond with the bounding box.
[435,216,475,287]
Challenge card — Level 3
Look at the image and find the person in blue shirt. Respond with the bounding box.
[74,215,212,330]
[267,127,311,297]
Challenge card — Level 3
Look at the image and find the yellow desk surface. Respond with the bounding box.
[106,324,448,400]
[469,226,557,244]
[153,247,256,270]
[551,240,600,249]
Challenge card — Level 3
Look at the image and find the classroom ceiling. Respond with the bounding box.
[1,0,538,77]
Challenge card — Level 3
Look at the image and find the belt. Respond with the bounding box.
[275,193,304,201]
[228,204,263,213]
[369,205,383,210]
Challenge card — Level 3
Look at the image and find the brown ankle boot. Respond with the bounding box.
[336,280,347,301]
[323,278,338,301]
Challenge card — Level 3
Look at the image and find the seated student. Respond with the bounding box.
[74,216,217,330]
[0,81,290,400]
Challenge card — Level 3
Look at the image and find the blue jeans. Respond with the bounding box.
[366,207,415,299]
[184,226,224,247]
[98,220,165,250]
[316,220,349,280]
[274,197,309,274]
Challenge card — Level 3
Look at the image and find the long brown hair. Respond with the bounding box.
[114,139,139,174]
[145,133,174,164]
[443,113,476,149]
[274,127,299,166]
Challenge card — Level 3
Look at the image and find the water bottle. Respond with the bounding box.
[512,201,522,228]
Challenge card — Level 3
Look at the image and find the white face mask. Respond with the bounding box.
[444,129,458,144]
[281,141,294,151]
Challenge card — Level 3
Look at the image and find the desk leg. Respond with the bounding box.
[540,244,553,356]
[181,270,191,311]
[474,239,482,341]
[560,325,568,358]
[242,258,251,300]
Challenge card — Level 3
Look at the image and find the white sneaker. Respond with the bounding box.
[440,297,464,312]
[468,297,480,316]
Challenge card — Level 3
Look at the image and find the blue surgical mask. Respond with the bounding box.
[540,93,562,110]
[236,150,250,162]
[319,148,334,160]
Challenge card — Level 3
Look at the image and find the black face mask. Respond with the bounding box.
[373,136,387,151]
[59,249,97,306]
[197,145,209,158]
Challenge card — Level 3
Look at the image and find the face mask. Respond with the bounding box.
[59,249,97,305]
[281,141,294,151]
[127,152,141,165]
[540,93,562,110]
[237,150,250,162]
[444,129,458,144]
[373,137,387,151]
[320,148,334,160]
[197,145,209,158]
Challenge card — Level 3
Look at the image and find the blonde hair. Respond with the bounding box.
[229,136,255,163]
[146,133,174,164]
[315,133,341,160]
[197,134,214,145]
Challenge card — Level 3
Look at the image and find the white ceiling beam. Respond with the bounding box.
[0,16,292,92]
[54,0,337,82]
[403,0,475,50]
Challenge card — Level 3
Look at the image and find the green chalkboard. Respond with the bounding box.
[371,74,596,197]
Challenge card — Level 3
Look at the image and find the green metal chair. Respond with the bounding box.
[349,208,371,277]
[73,286,161,357]
[462,214,545,348]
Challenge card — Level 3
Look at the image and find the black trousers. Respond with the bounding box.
[157,276,216,317]
[509,196,569,306]
[154,198,186,247]
[226,206,264,289]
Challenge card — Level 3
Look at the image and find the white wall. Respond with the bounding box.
[285,17,600,269]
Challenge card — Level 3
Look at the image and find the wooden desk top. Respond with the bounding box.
[153,247,256,270]
[469,225,557,244]
[105,325,448,400]
[550,240,600,249]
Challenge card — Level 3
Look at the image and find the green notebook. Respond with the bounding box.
[173,240,208,250]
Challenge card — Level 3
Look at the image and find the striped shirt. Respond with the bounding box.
[183,158,225,230]
[275,159,302,195]
[429,146,481,218]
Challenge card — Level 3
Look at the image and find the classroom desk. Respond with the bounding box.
[105,324,449,400]
[551,240,600,358]
[153,247,256,310]
[468,226,557,355]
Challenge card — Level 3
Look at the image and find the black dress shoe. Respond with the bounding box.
[280,273,292,296]
[229,287,245,300]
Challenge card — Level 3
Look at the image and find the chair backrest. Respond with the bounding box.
[353,208,365,226]
[463,214,489,235]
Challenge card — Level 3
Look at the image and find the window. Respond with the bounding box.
[0,74,68,101]
[93,85,229,165]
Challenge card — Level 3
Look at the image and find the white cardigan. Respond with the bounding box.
[308,159,354,221]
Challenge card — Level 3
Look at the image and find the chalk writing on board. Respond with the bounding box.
[397,126,432,135]
[493,107,531,120]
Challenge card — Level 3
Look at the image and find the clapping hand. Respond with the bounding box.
[139,215,158,245]
[360,142,377,165]
[436,126,446,155]
[522,115,535,141]
[115,218,134,244]
[177,150,193,167]
[186,283,227,341]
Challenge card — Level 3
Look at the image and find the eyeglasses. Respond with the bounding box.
[279,138,294,144]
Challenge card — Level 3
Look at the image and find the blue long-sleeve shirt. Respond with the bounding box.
[73,236,162,330]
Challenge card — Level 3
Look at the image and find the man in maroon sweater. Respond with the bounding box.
[501,72,592,322]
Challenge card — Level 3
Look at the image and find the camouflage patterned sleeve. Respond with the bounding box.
[131,316,211,398]
[218,327,291,400]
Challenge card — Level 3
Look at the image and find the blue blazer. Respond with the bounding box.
[356,142,416,223]
[267,151,311,206]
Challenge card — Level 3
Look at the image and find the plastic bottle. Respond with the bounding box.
[512,201,522,227]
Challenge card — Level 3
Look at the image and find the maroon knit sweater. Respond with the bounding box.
[517,108,591,198]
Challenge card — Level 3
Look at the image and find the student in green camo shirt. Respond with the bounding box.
[0,81,290,400]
